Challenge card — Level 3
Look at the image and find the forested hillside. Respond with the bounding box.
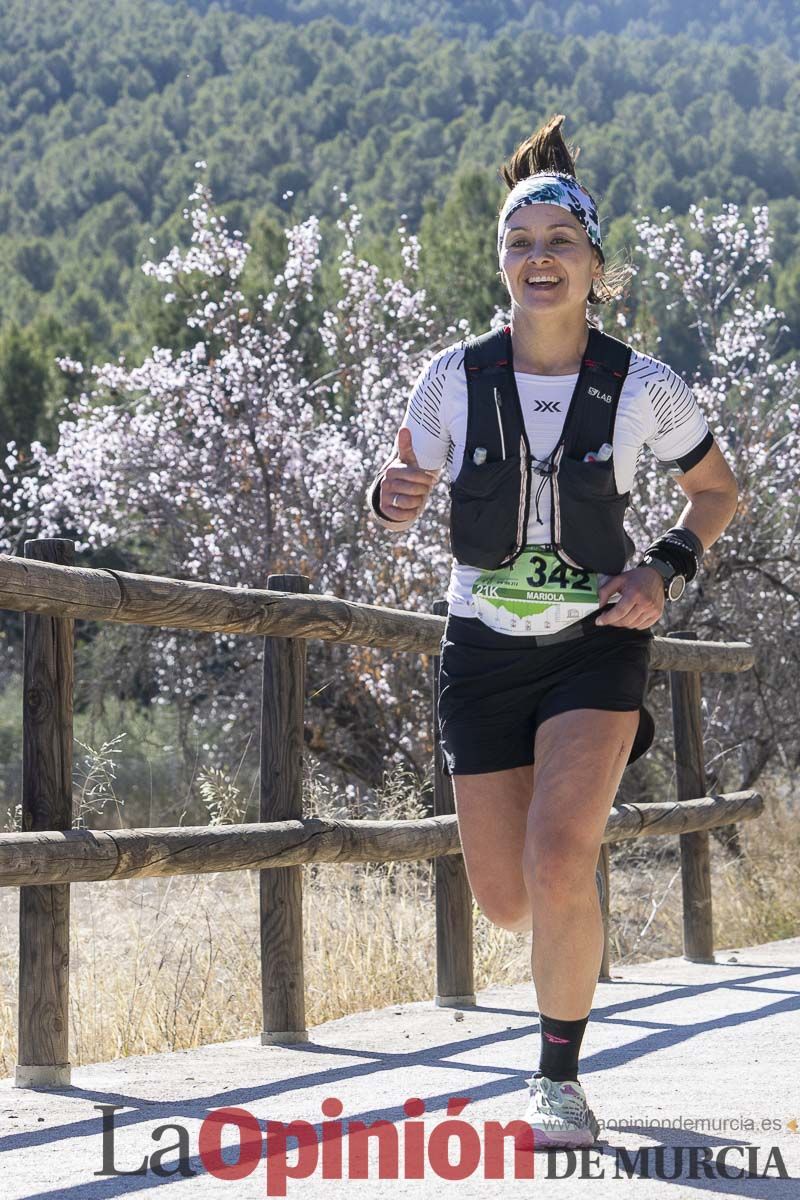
[188,0,800,46]
[1,0,798,452]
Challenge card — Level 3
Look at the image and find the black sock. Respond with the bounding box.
[536,1011,590,1083]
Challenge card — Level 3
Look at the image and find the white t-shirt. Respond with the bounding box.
[369,336,713,618]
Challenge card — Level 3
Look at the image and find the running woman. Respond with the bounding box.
[364,114,739,1148]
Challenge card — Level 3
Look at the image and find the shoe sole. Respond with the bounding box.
[517,1126,598,1151]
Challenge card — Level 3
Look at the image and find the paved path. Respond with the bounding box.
[2,937,799,1198]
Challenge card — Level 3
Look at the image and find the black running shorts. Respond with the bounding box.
[437,610,655,776]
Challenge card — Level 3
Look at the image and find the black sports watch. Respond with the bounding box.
[640,552,686,601]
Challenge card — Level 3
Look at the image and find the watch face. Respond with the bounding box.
[668,574,686,600]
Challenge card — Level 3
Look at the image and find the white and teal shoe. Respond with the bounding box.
[519,1072,601,1150]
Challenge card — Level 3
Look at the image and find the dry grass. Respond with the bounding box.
[607,768,799,963]
[0,765,796,1079]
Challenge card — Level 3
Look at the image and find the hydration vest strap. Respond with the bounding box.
[463,325,518,463]
[464,325,510,372]
[562,327,632,461]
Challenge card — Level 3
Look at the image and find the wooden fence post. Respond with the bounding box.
[260,573,310,1044]
[15,538,75,1089]
[668,629,715,963]
[596,843,611,982]
[431,600,475,1007]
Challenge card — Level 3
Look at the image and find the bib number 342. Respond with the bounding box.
[526,554,593,592]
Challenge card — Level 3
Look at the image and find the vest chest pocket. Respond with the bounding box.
[558,453,617,495]
[449,455,523,569]
[555,454,634,574]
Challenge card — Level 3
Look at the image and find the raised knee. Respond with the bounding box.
[477,899,532,933]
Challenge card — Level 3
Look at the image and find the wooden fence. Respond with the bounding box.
[0,540,761,1088]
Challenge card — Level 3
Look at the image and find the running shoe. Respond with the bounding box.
[518,1072,601,1150]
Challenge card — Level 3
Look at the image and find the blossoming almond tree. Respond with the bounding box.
[0,171,467,795]
[629,203,799,792]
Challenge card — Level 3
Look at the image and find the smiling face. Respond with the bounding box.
[499,203,603,314]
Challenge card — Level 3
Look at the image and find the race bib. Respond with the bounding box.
[471,544,602,636]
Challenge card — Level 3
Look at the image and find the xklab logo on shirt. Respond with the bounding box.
[534,399,561,413]
[588,386,613,403]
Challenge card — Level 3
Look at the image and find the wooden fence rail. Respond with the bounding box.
[0,793,765,888]
[0,540,760,1089]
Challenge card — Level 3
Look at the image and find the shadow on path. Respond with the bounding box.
[3,962,797,1198]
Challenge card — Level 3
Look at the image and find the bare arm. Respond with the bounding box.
[669,440,740,550]
[597,441,739,629]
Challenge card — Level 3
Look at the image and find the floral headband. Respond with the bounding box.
[497,172,603,260]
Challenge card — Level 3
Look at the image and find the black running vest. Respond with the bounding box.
[450,324,635,574]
